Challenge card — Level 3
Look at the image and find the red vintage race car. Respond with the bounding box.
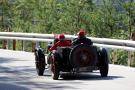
[34,43,109,80]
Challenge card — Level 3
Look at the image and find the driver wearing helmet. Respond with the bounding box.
[72,29,93,45]
[49,33,71,52]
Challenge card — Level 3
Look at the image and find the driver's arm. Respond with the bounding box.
[72,38,79,45]
[49,41,60,51]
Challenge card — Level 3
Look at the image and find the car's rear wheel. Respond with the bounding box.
[34,48,46,76]
[51,53,60,80]
[99,48,109,77]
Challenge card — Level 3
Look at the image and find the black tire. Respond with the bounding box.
[51,53,60,80]
[36,66,44,76]
[99,48,109,77]
[34,48,46,76]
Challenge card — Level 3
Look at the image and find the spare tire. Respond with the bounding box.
[69,44,98,67]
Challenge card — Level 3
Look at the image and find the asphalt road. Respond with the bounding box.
[0,49,135,90]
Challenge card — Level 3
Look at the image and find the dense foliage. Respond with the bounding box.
[0,0,135,66]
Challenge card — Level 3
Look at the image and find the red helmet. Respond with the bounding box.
[59,33,65,40]
[77,29,86,37]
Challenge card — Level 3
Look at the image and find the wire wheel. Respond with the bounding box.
[70,44,98,67]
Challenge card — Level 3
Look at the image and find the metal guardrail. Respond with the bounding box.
[0,36,53,42]
[0,32,135,66]
[0,32,135,51]
[94,43,135,51]
[0,32,54,39]
[89,37,135,48]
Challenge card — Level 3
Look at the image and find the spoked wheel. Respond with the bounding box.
[99,48,109,77]
[70,44,98,67]
[51,53,60,80]
[35,48,46,76]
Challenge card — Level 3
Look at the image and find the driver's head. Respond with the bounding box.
[77,29,86,38]
[59,33,65,41]
[54,34,59,44]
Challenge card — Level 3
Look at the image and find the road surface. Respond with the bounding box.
[0,49,135,90]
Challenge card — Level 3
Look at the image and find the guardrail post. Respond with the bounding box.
[2,40,7,49]
[13,40,16,50]
[7,40,10,49]
[32,41,36,52]
[128,32,135,66]
[112,49,118,64]
[22,40,26,51]
[128,51,134,66]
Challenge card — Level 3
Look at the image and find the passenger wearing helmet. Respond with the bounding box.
[72,29,93,45]
[49,33,72,51]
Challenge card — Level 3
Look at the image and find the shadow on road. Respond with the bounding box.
[0,57,16,64]
[0,83,29,90]
[59,73,124,81]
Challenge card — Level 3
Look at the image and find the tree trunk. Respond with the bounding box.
[128,0,133,66]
